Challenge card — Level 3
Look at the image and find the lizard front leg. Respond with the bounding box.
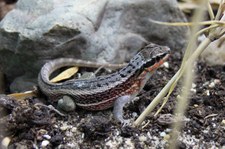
[113,95,134,124]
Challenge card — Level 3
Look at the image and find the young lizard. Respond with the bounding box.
[38,43,170,123]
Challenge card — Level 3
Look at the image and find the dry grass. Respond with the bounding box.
[134,0,225,148]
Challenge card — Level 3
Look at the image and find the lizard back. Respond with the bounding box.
[38,43,170,110]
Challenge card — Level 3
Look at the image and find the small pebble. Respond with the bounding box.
[41,140,50,147]
[53,124,59,128]
[1,137,10,149]
[71,127,77,133]
[203,82,209,87]
[43,134,51,140]
[209,82,215,88]
[204,90,210,96]
[160,132,166,137]
[139,135,147,142]
[164,134,170,141]
[190,83,197,93]
[65,131,73,137]
[203,130,208,134]
[193,104,198,107]
[132,112,138,118]
[190,88,196,93]
[213,79,220,84]
[163,62,169,68]
[192,83,196,89]
[221,120,225,125]
[60,124,69,131]
[165,128,172,133]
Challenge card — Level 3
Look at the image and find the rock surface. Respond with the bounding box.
[0,0,188,92]
[200,35,225,66]
[200,14,225,66]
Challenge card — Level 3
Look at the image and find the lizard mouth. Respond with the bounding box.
[144,53,170,73]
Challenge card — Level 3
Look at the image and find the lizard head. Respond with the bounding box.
[118,42,170,78]
[139,43,170,71]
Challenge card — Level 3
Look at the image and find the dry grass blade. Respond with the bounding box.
[169,1,225,148]
[135,0,225,127]
[50,67,79,83]
[149,19,225,27]
[134,2,205,126]
[208,1,215,20]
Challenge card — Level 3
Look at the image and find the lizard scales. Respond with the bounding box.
[38,43,170,111]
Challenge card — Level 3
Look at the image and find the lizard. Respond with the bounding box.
[38,43,170,123]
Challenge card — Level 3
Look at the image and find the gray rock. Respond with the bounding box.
[0,69,4,93]
[9,73,37,92]
[0,0,188,92]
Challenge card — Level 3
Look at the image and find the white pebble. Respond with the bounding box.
[43,134,51,140]
[71,127,77,133]
[204,90,210,96]
[139,135,147,142]
[190,88,196,93]
[192,83,196,88]
[203,130,208,134]
[208,82,215,88]
[60,124,69,131]
[41,140,49,147]
[212,123,216,128]
[132,112,138,118]
[1,137,10,148]
[221,120,225,125]
[194,104,198,107]
[190,83,197,93]
[214,79,220,84]
[203,82,209,87]
[163,62,169,68]
[165,128,172,132]
[160,132,166,137]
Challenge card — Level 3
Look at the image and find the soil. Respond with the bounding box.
[0,50,225,148]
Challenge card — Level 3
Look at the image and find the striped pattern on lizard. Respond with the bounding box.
[38,43,170,123]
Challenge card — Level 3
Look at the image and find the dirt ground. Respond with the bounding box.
[0,49,224,148]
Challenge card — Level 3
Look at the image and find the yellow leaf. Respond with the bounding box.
[50,67,79,83]
[8,90,37,101]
